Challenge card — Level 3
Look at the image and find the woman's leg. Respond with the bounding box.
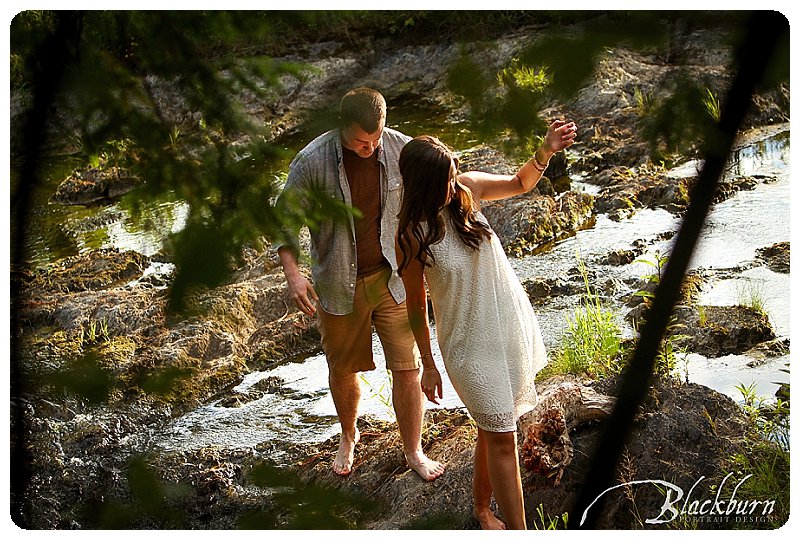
[481,428,527,530]
[473,428,506,529]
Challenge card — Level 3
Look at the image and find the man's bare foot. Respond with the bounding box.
[474,508,507,530]
[404,449,446,481]
[333,428,360,476]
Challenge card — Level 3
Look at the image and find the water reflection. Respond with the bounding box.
[680,352,790,404]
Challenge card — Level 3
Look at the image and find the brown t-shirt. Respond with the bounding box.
[342,147,388,276]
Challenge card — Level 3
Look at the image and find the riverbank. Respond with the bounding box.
[11,15,789,529]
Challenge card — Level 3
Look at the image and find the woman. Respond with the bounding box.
[395,120,577,530]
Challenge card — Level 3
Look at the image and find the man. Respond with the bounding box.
[275,87,445,481]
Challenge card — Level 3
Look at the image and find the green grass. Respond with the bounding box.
[547,255,623,379]
[721,380,790,529]
[736,281,769,318]
[531,503,568,530]
[359,370,395,419]
[702,87,722,122]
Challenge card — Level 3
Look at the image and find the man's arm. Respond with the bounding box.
[275,155,319,316]
[278,246,319,316]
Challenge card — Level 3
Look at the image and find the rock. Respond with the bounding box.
[455,141,594,257]
[218,376,288,407]
[522,276,584,304]
[624,271,704,310]
[599,248,641,267]
[296,409,479,529]
[284,376,751,530]
[593,164,693,219]
[775,383,789,402]
[756,242,789,273]
[482,191,595,257]
[20,249,150,295]
[16,248,319,413]
[50,166,142,206]
[521,379,751,530]
[672,305,776,358]
[457,143,515,175]
[745,338,790,366]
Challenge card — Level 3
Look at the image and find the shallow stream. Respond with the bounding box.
[21,112,790,453]
[156,125,790,452]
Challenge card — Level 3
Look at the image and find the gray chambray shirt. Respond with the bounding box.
[275,127,411,315]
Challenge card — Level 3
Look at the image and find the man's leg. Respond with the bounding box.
[366,269,444,480]
[318,283,376,476]
[328,371,361,475]
[391,368,446,481]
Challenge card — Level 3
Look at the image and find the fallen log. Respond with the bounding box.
[519,382,615,486]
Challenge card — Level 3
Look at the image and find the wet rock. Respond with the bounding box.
[624,271,704,309]
[546,153,570,190]
[593,163,693,219]
[16,247,318,415]
[522,379,752,530]
[248,313,320,365]
[672,305,776,358]
[51,166,142,206]
[22,249,150,295]
[745,338,790,366]
[599,248,642,267]
[581,126,785,220]
[756,242,789,273]
[217,376,288,408]
[455,142,595,257]
[457,143,515,175]
[458,143,570,195]
[522,276,584,304]
[775,383,789,402]
[296,409,479,529]
[483,191,595,257]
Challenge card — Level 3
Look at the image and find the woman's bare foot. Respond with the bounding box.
[474,508,507,530]
[333,428,360,476]
[404,449,446,481]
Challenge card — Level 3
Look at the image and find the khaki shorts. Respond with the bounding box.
[318,267,421,378]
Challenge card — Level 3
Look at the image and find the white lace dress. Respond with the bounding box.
[424,211,547,432]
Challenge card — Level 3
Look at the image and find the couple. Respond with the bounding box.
[276,87,576,529]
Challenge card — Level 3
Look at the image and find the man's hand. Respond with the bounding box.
[278,246,319,316]
[286,271,319,316]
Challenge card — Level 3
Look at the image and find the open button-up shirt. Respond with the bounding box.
[275,127,411,315]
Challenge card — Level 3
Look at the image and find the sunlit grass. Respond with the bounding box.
[546,255,623,379]
[736,281,769,318]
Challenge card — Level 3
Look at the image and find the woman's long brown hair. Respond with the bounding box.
[397,136,492,275]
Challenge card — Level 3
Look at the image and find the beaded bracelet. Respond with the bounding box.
[533,154,549,171]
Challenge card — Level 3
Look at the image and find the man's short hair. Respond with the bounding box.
[339,87,386,133]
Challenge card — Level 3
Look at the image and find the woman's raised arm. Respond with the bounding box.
[459,120,577,202]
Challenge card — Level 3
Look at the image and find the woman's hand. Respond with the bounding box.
[421,366,443,405]
[540,120,578,158]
